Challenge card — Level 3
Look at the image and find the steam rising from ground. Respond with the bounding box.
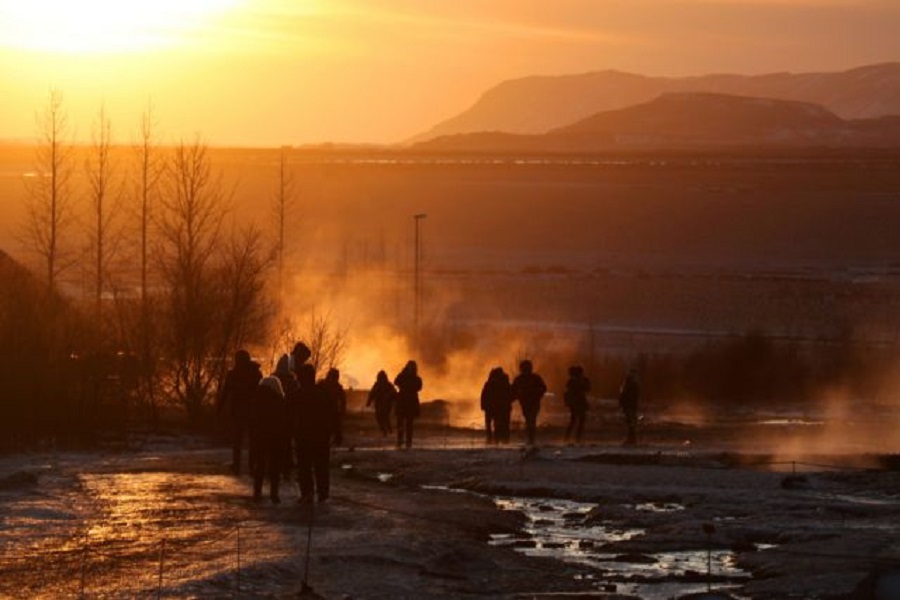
[267,266,584,427]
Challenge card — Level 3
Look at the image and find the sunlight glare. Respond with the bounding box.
[0,0,241,53]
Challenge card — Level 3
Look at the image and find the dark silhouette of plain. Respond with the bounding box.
[480,367,513,444]
[564,365,591,444]
[393,360,422,449]
[250,375,288,503]
[217,349,262,474]
[512,360,547,446]
[367,370,397,436]
[618,369,640,445]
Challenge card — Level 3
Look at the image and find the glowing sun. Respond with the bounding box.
[0,0,240,54]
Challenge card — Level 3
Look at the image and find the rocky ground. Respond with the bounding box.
[1,417,899,599]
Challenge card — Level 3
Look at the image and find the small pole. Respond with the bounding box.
[412,213,427,354]
[157,538,165,599]
[702,523,715,592]
[302,505,315,593]
[80,533,88,599]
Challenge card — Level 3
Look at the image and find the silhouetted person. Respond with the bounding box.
[367,370,397,436]
[274,354,299,480]
[564,365,591,444]
[394,360,422,449]
[291,341,312,377]
[250,375,288,503]
[480,367,513,444]
[618,369,640,446]
[295,363,340,503]
[320,368,346,448]
[217,349,262,475]
[512,359,547,446]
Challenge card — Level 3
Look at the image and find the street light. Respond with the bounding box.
[413,213,427,353]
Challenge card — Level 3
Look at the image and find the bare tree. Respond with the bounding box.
[271,146,295,310]
[131,102,165,421]
[156,138,225,424]
[212,225,274,375]
[84,104,122,336]
[22,90,74,299]
[156,138,270,425]
[136,103,164,326]
[305,308,349,377]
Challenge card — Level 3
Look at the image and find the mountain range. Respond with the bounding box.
[413,92,900,152]
[409,63,900,150]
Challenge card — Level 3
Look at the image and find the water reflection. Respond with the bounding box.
[490,495,750,600]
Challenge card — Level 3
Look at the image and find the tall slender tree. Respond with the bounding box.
[157,137,271,425]
[132,102,165,421]
[272,146,295,310]
[22,90,74,301]
[84,104,119,336]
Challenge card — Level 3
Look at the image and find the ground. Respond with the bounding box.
[1,417,899,600]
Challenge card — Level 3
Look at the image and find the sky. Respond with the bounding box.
[0,0,898,147]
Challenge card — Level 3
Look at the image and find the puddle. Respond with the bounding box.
[490,495,749,600]
[634,502,685,513]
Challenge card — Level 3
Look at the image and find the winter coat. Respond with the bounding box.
[564,374,591,412]
[219,360,263,421]
[481,371,513,417]
[250,376,290,444]
[619,375,640,416]
[394,369,423,419]
[367,377,398,413]
[296,380,341,447]
[512,372,547,416]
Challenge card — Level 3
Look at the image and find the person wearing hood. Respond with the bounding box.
[366,370,397,437]
[295,363,341,503]
[393,360,422,449]
[618,369,640,446]
[512,359,547,447]
[319,368,346,448]
[563,365,591,444]
[250,375,289,503]
[217,349,263,475]
[274,354,299,481]
[291,341,312,377]
[480,367,513,444]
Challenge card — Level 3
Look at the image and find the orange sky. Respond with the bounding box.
[0,0,897,146]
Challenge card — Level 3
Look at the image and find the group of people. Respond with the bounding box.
[365,360,423,449]
[479,361,640,447]
[217,342,345,505]
[219,345,641,504]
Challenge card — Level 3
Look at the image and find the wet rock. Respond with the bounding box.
[613,553,657,564]
[730,539,758,553]
[543,542,566,549]
[847,568,900,600]
[0,470,39,490]
[781,474,810,489]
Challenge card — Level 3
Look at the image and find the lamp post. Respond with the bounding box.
[413,213,427,353]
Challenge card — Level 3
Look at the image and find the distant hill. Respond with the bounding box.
[410,63,900,144]
[413,93,900,152]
